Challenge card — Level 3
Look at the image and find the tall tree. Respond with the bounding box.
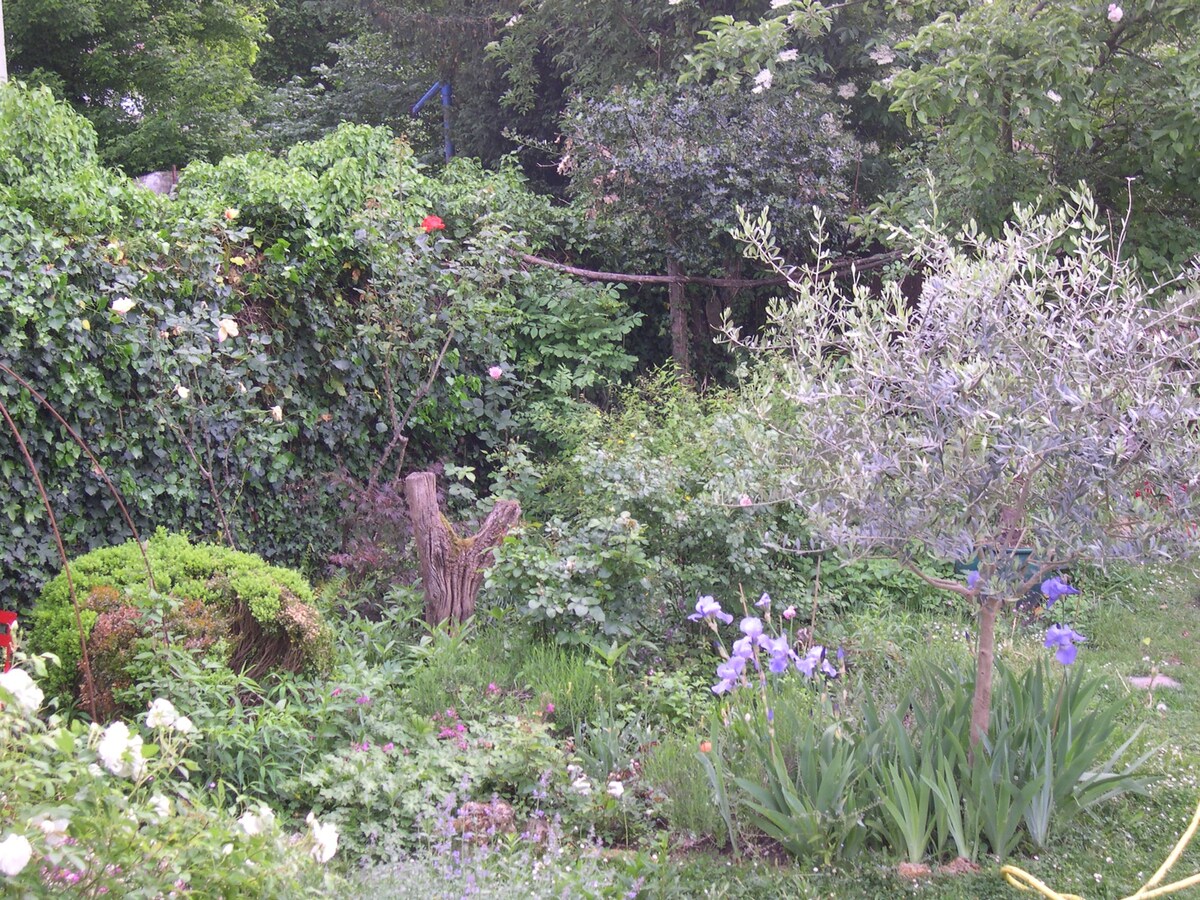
[879,0,1200,270]
[5,0,267,172]
[560,81,858,375]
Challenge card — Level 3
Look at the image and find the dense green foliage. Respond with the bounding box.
[0,83,638,605]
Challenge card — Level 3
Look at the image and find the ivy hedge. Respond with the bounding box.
[0,83,640,604]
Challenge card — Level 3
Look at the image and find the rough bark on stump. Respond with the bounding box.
[404,471,521,627]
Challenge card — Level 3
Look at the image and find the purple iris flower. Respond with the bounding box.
[1041,577,1080,607]
[717,657,745,681]
[732,636,756,659]
[796,646,822,678]
[755,592,772,609]
[711,679,736,695]
[760,635,793,674]
[966,570,982,590]
[739,617,764,640]
[688,595,734,625]
[1044,624,1086,665]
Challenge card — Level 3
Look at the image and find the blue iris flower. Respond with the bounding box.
[1044,623,1086,665]
[688,595,734,625]
[1041,577,1080,607]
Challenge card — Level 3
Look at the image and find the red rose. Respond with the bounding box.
[421,215,446,233]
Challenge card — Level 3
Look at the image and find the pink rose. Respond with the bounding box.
[488,366,503,380]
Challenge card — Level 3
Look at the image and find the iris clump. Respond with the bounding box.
[690,595,839,694]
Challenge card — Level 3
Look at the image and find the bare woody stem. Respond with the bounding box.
[0,396,98,720]
[404,471,521,627]
[0,362,155,592]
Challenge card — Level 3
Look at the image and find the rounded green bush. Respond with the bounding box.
[30,529,332,713]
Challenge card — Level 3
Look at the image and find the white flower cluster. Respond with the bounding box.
[146,697,195,734]
[306,812,339,864]
[0,668,43,716]
[752,69,774,94]
[97,721,147,780]
[868,45,895,66]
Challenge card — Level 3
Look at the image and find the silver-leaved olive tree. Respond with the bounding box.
[727,192,1200,748]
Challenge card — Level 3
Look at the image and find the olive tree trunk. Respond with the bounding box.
[404,471,520,627]
[969,596,1002,758]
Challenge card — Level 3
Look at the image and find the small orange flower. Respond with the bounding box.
[421,215,446,233]
[699,740,712,754]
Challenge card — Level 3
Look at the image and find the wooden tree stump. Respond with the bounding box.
[404,471,521,627]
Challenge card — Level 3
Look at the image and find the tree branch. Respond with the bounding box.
[520,249,906,287]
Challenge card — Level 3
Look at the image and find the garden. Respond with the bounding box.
[3,2,1200,898]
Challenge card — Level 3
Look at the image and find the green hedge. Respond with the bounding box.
[0,82,639,604]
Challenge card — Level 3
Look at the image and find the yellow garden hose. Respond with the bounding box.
[1001,796,1200,900]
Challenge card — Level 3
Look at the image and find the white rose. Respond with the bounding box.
[238,806,276,837]
[97,722,146,779]
[0,668,43,716]
[0,834,32,877]
[149,794,172,819]
[306,813,339,864]
[173,716,195,734]
[111,297,135,315]
[146,698,179,730]
[34,817,70,848]
[217,318,239,343]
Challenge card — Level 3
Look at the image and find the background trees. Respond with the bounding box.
[4,0,267,171]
